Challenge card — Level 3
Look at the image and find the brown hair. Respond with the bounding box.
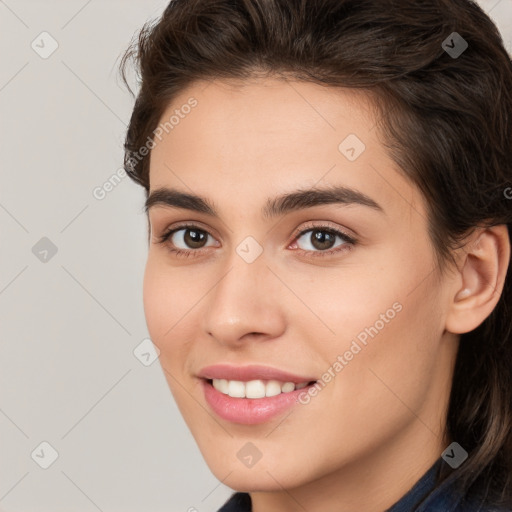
[119,0,512,506]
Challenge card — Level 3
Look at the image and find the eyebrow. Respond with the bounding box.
[145,185,384,219]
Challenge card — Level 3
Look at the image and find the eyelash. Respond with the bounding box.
[155,222,357,259]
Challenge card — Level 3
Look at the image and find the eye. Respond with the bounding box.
[156,223,218,258]
[291,223,356,258]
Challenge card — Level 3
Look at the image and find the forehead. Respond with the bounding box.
[148,77,426,223]
[155,76,376,146]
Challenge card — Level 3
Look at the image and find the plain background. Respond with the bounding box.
[0,1,511,511]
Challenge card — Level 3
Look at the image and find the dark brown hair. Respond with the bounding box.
[119,0,512,506]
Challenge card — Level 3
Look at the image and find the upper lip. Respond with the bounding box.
[198,364,317,384]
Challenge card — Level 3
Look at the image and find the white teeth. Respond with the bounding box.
[211,378,311,398]
[265,380,282,397]
[227,380,245,398]
[245,380,266,398]
[214,378,229,394]
[281,382,295,393]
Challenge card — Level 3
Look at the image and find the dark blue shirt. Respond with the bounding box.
[217,457,512,511]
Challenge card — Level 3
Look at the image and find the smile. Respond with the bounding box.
[198,364,319,424]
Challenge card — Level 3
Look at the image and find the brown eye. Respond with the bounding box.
[307,229,338,250]
[156,223,218,251]
[180,228,209,249]
[294,227,354,255]
[165,227,212,249]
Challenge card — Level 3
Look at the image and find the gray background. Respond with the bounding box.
[0,1,511,511]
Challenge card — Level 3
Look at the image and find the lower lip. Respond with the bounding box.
[202,379,316,425]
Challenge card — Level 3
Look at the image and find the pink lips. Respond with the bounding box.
[198,364,318,425]
[198,363,317,384]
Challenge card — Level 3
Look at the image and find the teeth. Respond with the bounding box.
[211,379,311,398]
[228,380,245,398]
[216,379,229,394]
[281,382,295,393]
[265,380,282,397]
[245,380,266,398]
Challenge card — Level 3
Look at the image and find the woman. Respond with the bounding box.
[119,0,512,510]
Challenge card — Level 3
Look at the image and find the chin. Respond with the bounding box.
[213,466,298,492]
[199,448,315,492]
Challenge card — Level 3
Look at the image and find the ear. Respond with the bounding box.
[445,224,510,334]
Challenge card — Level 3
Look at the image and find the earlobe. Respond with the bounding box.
[445,225,510,335]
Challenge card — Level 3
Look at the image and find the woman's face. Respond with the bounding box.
[144,77,459,493]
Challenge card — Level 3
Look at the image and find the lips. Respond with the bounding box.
[198,363,317,384]
[198,364,319,424]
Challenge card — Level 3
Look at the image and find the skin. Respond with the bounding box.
[143,76,510,512]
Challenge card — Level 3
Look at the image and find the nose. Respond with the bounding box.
[201,251,287,348]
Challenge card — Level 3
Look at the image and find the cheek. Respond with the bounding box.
[142,254,212,384]
[306,242,444,416]
[142,258,167,343]
[332,241,439,344]
[142,256,187,356]
[142,257,200,410]
[142,252,196,327]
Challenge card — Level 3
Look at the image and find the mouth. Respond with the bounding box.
[200,376,319,425]
[198,364,319,424]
